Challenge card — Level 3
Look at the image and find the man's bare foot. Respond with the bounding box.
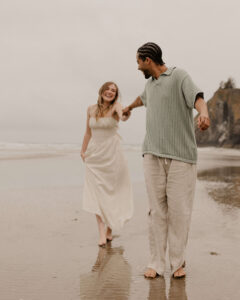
[106,227,112,242]
[173,267,186,278]
[144,268,159,279]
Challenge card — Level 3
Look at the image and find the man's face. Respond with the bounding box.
[136,53,151,79]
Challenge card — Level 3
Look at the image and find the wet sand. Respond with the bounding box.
[0,147,240,299]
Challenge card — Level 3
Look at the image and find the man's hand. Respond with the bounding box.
[121,113,131,121]
[194,97,210,131]
[197,114,210,131]
[122,106,132,119]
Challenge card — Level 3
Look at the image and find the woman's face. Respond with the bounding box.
[101,84,117,103]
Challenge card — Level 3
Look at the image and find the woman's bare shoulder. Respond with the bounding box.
[87,104,97,116]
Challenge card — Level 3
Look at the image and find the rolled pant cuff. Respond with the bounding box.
[171,259,186,275]
[147,264,164,276]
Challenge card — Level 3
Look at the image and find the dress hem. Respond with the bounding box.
[82,207,133,230]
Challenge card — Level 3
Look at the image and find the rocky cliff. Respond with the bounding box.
[195,82,240,148]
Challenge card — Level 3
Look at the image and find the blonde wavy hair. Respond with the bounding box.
[95,81,119,120]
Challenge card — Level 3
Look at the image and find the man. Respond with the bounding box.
[123,42,210,278]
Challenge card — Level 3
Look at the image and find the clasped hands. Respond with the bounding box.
[121,106,132,121]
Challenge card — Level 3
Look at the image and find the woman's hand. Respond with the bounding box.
[121,109,131,121]
[81,152,85,162]
[122,106,131,117]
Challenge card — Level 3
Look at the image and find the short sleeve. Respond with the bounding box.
[140,87,147,106]
[182,75,203,109]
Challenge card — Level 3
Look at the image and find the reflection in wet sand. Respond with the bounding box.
[148,277,167,300]
[198,167,240,208]
[168,278,187,300]
[147,277,187,300]
[80,245,131,300]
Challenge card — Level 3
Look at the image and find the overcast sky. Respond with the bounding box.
[0,0,239,144]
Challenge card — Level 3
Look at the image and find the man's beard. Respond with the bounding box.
[143,70,151,79]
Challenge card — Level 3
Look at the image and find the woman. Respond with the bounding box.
[81,81,133,247]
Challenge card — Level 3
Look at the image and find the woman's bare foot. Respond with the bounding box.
[96,215,106,246]
[98,236,106,247]
[106,227,113,242]
[98,229,106,246]
[173,267,186,278]
[144,268,159,279]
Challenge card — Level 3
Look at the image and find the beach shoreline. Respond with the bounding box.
[0,146,239,299]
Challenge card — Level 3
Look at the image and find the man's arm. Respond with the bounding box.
[194,97,210,131]
[122,96,144,116]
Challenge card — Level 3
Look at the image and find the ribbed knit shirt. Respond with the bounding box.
[140,67,203,164]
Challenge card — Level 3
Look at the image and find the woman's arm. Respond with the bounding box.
[80,106,92,161]
[114,102,130,121]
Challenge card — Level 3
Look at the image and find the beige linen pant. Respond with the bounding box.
[143,154,197,275]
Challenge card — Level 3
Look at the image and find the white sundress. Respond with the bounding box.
[82,117,133,230]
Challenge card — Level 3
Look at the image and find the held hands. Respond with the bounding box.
[197,114,210,131]
[122,106,131,121]
[121,115,129,121]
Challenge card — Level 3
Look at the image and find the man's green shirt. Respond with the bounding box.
[140,67,202,164]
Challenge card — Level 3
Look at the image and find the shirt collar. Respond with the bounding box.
[162,67,176,75]
[152,67,176,80]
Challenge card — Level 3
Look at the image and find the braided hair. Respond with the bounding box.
[137,42,165,65]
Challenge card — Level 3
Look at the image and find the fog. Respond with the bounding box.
[0,0,239,144]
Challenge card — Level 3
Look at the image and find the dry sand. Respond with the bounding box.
[0,147,240,300]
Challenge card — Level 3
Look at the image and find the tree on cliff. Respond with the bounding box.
[195,79,240,148]
[219,77,236,89]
